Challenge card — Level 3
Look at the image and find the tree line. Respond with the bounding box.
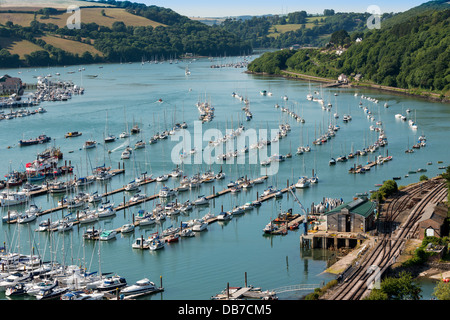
[247,9,450,94]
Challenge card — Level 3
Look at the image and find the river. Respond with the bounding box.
[0,55,448,300]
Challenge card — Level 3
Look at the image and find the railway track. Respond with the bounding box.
[326,179,447,300]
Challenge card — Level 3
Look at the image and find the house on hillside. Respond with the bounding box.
[0,74,22,95]
[417,202,448,239]
[324,195,377,233]
[338,73,348,83]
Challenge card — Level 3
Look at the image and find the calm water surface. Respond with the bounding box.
[1,55,448,300]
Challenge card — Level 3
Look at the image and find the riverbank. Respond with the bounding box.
[245,69,450,103]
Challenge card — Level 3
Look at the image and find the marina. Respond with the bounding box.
[0,54,449,300]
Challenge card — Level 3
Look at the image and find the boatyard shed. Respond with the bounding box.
[324,196,376,233]
[417,202,448,239]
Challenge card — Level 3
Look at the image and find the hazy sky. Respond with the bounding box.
[139,0,426,17]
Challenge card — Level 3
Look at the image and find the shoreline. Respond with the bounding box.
[245,70,450,103]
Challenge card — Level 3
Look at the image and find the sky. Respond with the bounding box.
[138,0,426,17]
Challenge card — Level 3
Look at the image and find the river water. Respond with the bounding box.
[0,55,448,300]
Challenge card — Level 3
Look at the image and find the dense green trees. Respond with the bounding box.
[0,1,252,67]
[364,271,422,300]
[248,9,450,95]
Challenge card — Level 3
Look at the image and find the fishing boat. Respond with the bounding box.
[65,131,82,138]
[19,134,51,147]
[0,190,28,207]
[120,278,159,296]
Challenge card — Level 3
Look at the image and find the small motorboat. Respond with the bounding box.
[99,230,117,241]
[120,224,135,234]
[149,239,165,251]
[194,196,209,206]
[120,278,158,296]
[36,287,69,300]
[192,220,208,232]
[65,131,82,138]
[217,211,232,221]
[96,275,127,292]
[132,237,150,249]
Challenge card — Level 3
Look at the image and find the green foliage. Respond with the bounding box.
[364,271,421,300]
[303,279,338,300]
[247,49,295,74]
[221,12,372,49]
[330,30,350,46]
[419,175,429,181]
[0,1,252,67]
[433,281,450,300]
[248,9,450,95]
[370,180,398,202]
[340,9,450,92]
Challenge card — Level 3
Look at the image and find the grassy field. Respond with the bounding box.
[268,16,326,38]
[40,35,103,56]
[0,37,43,58]
[0,8,164,28]
[0,0,111,10]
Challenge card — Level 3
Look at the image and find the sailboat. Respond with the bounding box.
[104,111,116,143]
[119,107,130,138]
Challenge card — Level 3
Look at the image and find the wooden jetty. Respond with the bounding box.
[212,273,277,300]
[27,168,125,198]
[37,175,270,220]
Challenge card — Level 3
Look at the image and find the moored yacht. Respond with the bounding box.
[120,278,159,296]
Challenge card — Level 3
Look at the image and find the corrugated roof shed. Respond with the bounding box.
[324,197,376,218]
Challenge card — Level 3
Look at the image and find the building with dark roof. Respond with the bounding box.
[417,202,448,239]
[0,74,22,95]
[324,195,377,233]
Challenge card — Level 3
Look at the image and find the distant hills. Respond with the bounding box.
[1,0,449,76]
[247,3,450,99]
[0,0,252,67]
